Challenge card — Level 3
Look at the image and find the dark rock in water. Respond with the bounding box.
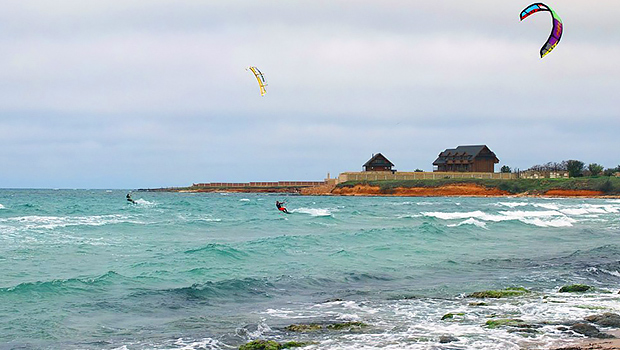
[323,298,343,303]
[441,312,464,320]
[468,302,488,306]
[571,323,616,338]
[585,312,620,327]
[559,284,592,293]
[439,335,458,343]
[468,287,530,298]
[281,341,317,348]
[238,340,315,350]
[556,326,569,332]
[285,324,322,332]
[239,340,281,350]
[326,321,368,330]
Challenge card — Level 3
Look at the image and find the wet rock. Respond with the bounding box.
[559,284,592,293]
[468,287,530,298]
[441,313,464,320]
[585,312,620,328]
[439,335,458,343]
[326,321,368,330]
[281,341,317,348]
[285,324,322,332]
[468,302,488,306]
[485,319,528,329]
[571,323,616,338]
[238,340,316,350]
[239,340,281,350]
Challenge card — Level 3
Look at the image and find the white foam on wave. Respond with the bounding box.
[448,218,487,229]
[497,202,529,208]
[170,337,225,350]
[423,210,576,227]
[291,207,332,217]
[134,198,155,206]
[0,204,5,209]
[0,214,137,230]
[239,198,250,202]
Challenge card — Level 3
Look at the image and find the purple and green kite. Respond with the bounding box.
[520,3,563,58]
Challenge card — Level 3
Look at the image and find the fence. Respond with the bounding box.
[337,171,517,183]
[193,181,326,188]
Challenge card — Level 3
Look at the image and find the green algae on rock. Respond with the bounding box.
[441,313,465,320]
[326,321,368,330]
[485,319,529,329]
[468,287,530,298]
[285,324,323,332]
[239,340,316,350]
[559,284,592,293]
[239,340,282,350]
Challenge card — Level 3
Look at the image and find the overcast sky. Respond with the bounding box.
[1,1,619,188]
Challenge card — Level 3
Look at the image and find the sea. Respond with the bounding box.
[1,189,619,350]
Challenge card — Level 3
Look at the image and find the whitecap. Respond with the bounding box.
[239,198,250,202]
[534,203,560,210]
[291,207,332,217]
[497,202,529,208]
[0,204,5,209]
[448,218,487,229]
[134,198,155,206]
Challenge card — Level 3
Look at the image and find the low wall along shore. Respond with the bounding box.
[338,171,517,183]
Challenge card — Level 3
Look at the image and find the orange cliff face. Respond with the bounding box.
[330,183,510,197]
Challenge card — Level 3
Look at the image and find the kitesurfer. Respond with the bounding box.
[126,193,136,204]
[276,200,289,214]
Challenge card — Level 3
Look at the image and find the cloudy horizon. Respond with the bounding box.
[1,1,619,188]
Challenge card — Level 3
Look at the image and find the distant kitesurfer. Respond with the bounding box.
[276,200,289,214]
[126,193,135,204]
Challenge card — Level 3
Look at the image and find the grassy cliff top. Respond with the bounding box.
[337,177,620,195]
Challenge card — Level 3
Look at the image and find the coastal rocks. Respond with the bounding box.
[285,324,322,332]
[585,313,620,328]
[238,340,316,350]
[485,319,529,329]
[468,287,530,298]
[285,322,368,332]
[239,340,281,350]
[570,323,616,339]
[441,313,465,320]
[559,284,593,293]
[439,335,459,343]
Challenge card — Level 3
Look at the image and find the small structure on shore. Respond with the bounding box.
[363,153,395,172]
[433,145,499,173]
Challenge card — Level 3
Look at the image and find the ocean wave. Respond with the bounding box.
[0,271,126,296]
[134,198,155,206]
[0,214,138,230]
[423,210,576,228]
[0,204,5,209]
[291,207,332,217]
[184,243,248,260]
[447,218,487,229]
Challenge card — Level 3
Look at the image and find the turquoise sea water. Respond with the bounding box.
[1,189,619,350]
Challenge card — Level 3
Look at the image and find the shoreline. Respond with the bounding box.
[146,183,620,199]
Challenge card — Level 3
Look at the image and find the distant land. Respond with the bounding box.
[142,177,620,198]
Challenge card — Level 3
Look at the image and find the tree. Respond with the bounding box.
[588,163,604,177]
[566,160,585,178]
[500,165,511,173]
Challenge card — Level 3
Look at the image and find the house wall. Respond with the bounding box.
[472,158,496,172]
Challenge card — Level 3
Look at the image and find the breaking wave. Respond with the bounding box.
[291,207,332,217]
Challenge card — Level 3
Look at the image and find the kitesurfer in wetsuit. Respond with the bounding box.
[126,193,136,204]
[276,200,289,214]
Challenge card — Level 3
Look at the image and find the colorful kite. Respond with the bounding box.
[247,66,267,96]
[520,3,563,58]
